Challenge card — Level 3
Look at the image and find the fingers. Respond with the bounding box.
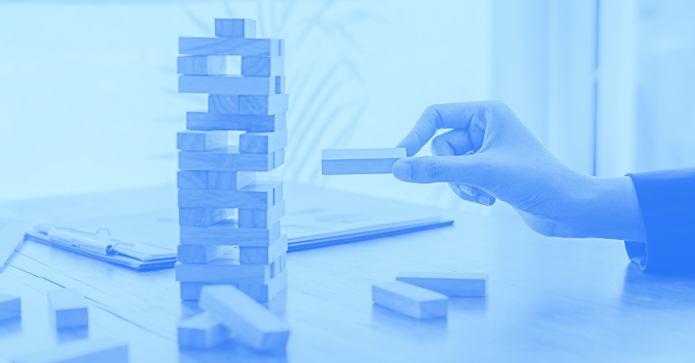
[392,155,488,185]
[447,183,496,206]
[396,102,494,156]
[430,129,475,157]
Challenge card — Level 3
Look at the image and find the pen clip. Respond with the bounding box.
[47,227,128,256]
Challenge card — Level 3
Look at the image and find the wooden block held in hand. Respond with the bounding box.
[179,37,282,57]
[177,130,228,151]
[396,272,488,297]
[48,289,88,329]
[12,338,128,363]
[179,75,283,95]
[179,220,281,247]
[199,285,290,351]
[372,281,447,319]
[239,94,289,115]
[0,294,21,321]
[239,199,286,228]
[240,130,288,154]
[178,312,229,348]
[187,111,286,133]
[177,55,227,75]
[322,148,406,175]
[177,245,236,264]
[178,208,234,227]
[215,19,256,38]
[242,57,284,76]
[240,234,288,264]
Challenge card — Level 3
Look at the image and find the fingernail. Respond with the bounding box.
[392,162,411,181]
[476,194,490,205]
[469,187,479,196]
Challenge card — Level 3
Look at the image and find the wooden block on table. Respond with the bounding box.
[178,208,234,227]
[0,294,20,321]
[180,220,281,247]
[199,285,290,351]
[178,181,282,209]
[372,281,447,319]
[239,94,289,115]
[208,95,239,114]
[178,145,280,172]
[322,148,407,175]
[177,170,207,189]
[177,130,228,151]
[207,171,256,190]
[240,130,288,154]
[175,258,269,284]
[396,272,488,297]
[179,75,284,95]
[177,55,227,75]
[240,234,288,264]
[187,111,286,133]
[178,312,229,348]
[215,18,256,38]
[179,268,287,302]
[177,245,236,264]
[12,338,128,363]
[179,37,283,57]
[239,199,286,228]
[47,289,88,329]
[242,57,284,76]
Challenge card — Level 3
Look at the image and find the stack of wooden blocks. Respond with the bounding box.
[175,18,289,305]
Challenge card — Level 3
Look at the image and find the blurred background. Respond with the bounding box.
[0,0,693,213]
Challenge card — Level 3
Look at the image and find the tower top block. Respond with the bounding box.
[215,19,256,38]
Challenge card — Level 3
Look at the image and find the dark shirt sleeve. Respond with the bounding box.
[625,168,695,273]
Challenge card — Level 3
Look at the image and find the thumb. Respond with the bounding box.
[392,155,487,185]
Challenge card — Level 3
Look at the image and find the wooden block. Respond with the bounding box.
[12,338,128,363]
[208,95,239,114]
[239,199,286,228]
[396,272,488,297]
[178,145,279,172]
[177,130,228,151]
[179,208,234,227]
[240,130,288,154]
[179,268,287,302]
[199,285,290,351]
[178,312,229,348]
[372,281,447,319]
[187,111,286,132]
[322,148,407,175]
[242,57,284,76]
[207,171,256,190]
[175,258,269,284]
[178,181,281,209]
[0,294,20,321]
[178,75,283,95]
[240,234,288,264]
[180,220,281,247]
[239,94,289,115]
[177,170,206,189]
[47,289,88,329]
[215,19,256,38]
[270,253,287,279]
[179,37,282,57]
[177,55,227,75]
[177,245,236,264]
[274,148,285,168]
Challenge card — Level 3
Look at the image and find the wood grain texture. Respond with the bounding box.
[240,234,288,264]
[240,129,288,154]
[214,19,256,38]
[179,75,282,95]
[178,208,234,227]
[177,170,206,189]
[178,181,281,209]
[176,130,227,151]
[396,272,488,297]
[239,94,289,115]
[177,55,227,75]
[179,269,287,302]
[175,258,269,284]
[177,245,236,264]
[178,312,229,348]
[186,111,286,132]
[372,281,448,319]
[206,171,256,190]
[179,220,281,247]
[47,289,88,329]
[322,148,407,175]
[178,145,279,172]
[238,199,286,228]
[179,37,281,57]
[208,95,239,114]
[242,57,284,76]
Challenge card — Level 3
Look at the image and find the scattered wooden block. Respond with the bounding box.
[47,289,88,329]
[178,181,282,209]
[178,145,281,172]
[12,338,128,363]
[179,268,287,302]
[177,245,236,264]
[177,170,207,189]
[215,19,256,38]
[238,199,286,228]
[0,294,21,321]
[179,208,233,227]
[207,171,256,190]
[240,234,288,264]
[186,111,286,133]
[177,55,227,75]
[199,285,290,351]
[242,57,284,76]
[178,312,229,348]
[208,94,239,114]
[240,130,288,154]
[175,258,269,284]
[179,75,284,95]
[179,37,283,57]
[179,220,281,247]
[177,130,228,151]
[372,281,447,319]
[239,94,289,115]
[322,148,407,175]
[396,272,488,297]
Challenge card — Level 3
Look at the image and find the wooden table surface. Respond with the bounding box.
[0,184,694,363]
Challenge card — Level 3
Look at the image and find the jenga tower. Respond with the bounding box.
[174,19,288,303]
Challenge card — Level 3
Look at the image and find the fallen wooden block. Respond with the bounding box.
[177,55,227,75]
[215,18,256,38]
[396,272,488,297]
[178,181,282,209]
[239,94,289,115]
[208,94,239,114]
[177,130,228,151]
[177,245,237,264]
[179,268,287,302]
[240,130,288,154]
[199,285,290,351]
[179,37,283,57]
[0,294,21,321]
[372,281,447,319]
[178,208,234,227]
[186,111,286,133]
[175,258,269,284]
[177,170,207,189]
[321,148,407,175]
[47,289,88,329]
[242,56,284,76]
[179,75,284,95]
[240,234,288,264]
[238,199,286,228]
[12,338,128,363]
[179,220,281,247]
[178,145,281,172]
[178,312,229,348]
